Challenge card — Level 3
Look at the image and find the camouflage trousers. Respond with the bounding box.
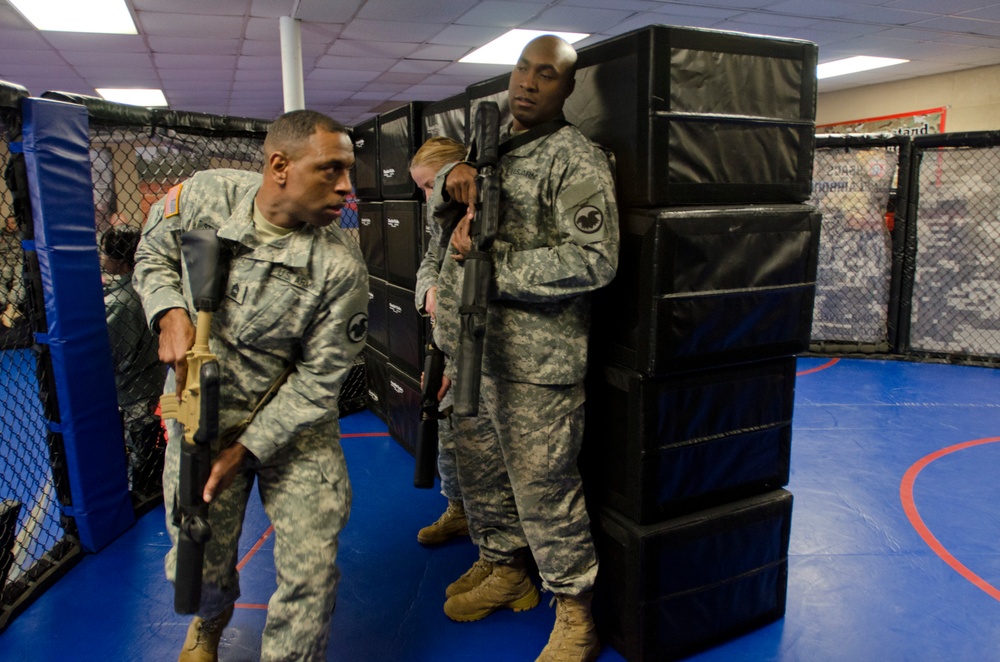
[163,417,352,662]
[436,389,461,503]
[452,374,598,596]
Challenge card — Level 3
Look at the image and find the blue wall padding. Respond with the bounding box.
[21,97,134,552]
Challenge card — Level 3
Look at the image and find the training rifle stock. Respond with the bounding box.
[159,229,223,615]
[453,101,501,417]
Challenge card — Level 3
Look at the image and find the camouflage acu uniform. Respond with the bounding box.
[103,272,163,487]
[434,121,618,595]
[133,168,369,662]
[414,202,462,503]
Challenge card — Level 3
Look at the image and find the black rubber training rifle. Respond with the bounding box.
[159,229,223,615]
[453,101,501,417]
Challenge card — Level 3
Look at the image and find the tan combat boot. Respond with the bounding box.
[178,605,234,662]
[445,552,493,598]
[535,593,600,662]
[443,558,540,622]
[417,500,469,545]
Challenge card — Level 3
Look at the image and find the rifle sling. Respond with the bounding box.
[219,363,295,446]
[497,118,569,158]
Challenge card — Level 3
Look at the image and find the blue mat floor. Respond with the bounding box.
[1,356,1000,660]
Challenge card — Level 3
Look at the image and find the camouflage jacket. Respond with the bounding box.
[433,122,618,385]
[133,168,369,463]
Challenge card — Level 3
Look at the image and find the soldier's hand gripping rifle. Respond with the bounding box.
[413,340,444,488]
[453,100,501,417]
[159,229,223,615]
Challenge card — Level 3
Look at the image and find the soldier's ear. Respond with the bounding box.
[269,151,290,185]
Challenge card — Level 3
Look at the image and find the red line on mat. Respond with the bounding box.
[342,432,391,438]
[236,524,274,572]
[797,357,840,376]
[900,436,1000,602]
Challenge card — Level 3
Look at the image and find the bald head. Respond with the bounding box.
[507,35,578,131]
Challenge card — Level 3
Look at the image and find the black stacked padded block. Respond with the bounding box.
[593,489,793,661]
[422,92,469,144]
[363,347,388,423]
[584,357,795,524]
[351,116,379,201]
[384,200,422,290]
[366,275,388,356]
[387,283,424,381]
[358,202,385,280]
[386,364,420,456]
[563,24,817,207]
[466,72,511,139]
[595,204,820,375]
[378,102,426,200]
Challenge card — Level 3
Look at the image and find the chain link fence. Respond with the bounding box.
[904,133,1000,363]
[1,85,83,632]
[809,134,910,354]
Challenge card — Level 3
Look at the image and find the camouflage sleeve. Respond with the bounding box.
[492,150,619,303]
[237,247,370,464]
[414,205,443,313]
[133,197,190,332]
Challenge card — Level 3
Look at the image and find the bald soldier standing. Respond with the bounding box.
[134,110,368,662]
[433,35,619,662]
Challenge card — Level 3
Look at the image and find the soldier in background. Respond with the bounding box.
[100,226,164,494]
[409,136,472,546]
[134,110,368,662]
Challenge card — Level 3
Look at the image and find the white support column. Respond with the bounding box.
[279,15,305,112]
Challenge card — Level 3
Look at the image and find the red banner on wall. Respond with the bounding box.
[817,107,947,136]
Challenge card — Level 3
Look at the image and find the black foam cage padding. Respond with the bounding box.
[421,92,469,144]
[377,102,425,200]
[366,276,389,356]
[357,202,386,280]
[386,364,420,456]
[593,204,821,375]
[352,116,379,200]
[386,282,424,381]
[363,347,389,422]
[383,200,422,290]
[0,80,28,109]
[466,73,511,142]
[583,357,795,524]
[594,489,792,661]
[562,24,818,207]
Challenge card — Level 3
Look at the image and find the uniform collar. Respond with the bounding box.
[216,183,312,268]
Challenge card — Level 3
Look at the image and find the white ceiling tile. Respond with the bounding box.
[357,0,481,23]
[343,18,448,42]
[294,0,365,23]
[249,0,299,19]
[131,0,251,13]
[525,5,638,32]
[455,0,544,26]
[314,55,400,71]
[137,11,246,39]
[326,40,422,59]
[40,33,149,52]
[153,54,239,69]
[148,36,241,56]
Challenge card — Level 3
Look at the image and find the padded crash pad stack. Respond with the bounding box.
[567,25,820,661]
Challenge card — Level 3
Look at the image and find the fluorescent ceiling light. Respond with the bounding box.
[10,0,137,34]
[817,56,908,80]
[97,88,168,107]
[460,29,590,65]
